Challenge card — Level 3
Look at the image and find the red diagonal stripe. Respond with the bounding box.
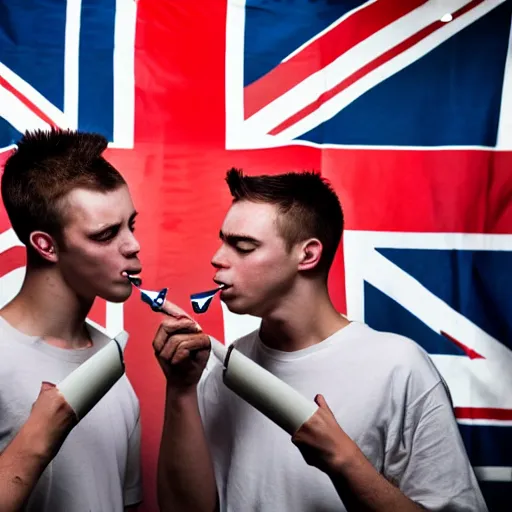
[244,0,427,120]
[0,246,26,277]
[269,0,485,136]
[0,75,58,128]
[456,407,512,420]
[441,330,485,360]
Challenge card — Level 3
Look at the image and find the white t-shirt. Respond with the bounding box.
[198,321,488,511]
[0,316,142,512]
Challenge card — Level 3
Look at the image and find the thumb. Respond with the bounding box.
[314,393,333,412]
[161,300,203,332]
[40,381,56,393]
[161,299,193,320]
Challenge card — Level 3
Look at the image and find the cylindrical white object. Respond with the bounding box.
[57,332,128,420]
[222,345,318,435]
[209,336,228,362]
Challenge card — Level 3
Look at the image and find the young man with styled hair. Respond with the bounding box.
[0,129,142,511]
[153,168,487,511]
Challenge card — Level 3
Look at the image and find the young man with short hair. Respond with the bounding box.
[154,168,487,511]
[0,129,143,511]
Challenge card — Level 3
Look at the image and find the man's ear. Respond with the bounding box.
[29,231,59,263]
[297,238,323,271]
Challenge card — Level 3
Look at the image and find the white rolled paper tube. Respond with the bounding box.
[209,336,228,362]
[57,331,128,421]
[222,345,318,435]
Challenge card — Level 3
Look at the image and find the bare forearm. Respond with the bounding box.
[328,452,425,512]
[157,387,218,512]
[0,424,53,512]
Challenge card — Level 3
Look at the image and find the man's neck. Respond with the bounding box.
[0,267,94,349]
[259,283,350,352]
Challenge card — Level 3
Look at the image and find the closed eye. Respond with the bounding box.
[220,231,260,254]
[128,211,138,233]
[90,226,120,242]
[235,245,255,254]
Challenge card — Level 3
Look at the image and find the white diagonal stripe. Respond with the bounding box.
[0,62,68,127]
[276,0,507,141]
[0,86,51,135]
[0,228,24,253]
[367,248,511,361]
[281,0,378,63]
[241,0,505,142]
[343,231,512,411]
[0,268,25,309]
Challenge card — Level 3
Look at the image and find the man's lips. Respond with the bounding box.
[121,270,142,286]
[218,284,234,297]
[213,278,231,289]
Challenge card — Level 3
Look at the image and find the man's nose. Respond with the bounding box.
[211,245,228,269]
[121,232,140,257]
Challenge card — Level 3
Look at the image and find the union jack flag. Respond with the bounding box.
[221,1,512,509]
[226,0,512,150]
[1,1,512,510]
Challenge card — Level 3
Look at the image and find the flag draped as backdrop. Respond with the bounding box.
[1,1,511,510]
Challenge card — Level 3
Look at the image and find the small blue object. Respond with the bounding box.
[140,287,168,312]
[190,287,222,314]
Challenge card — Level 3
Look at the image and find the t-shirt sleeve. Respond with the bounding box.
[123,412,143,507]
[385,379,488,511]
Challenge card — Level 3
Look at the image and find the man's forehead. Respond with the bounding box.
[222,201,278,236]
[63,186,131,226]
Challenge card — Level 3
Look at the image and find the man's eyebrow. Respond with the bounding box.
[89,222,120,237]
[89,211,138,236]
[219,230,260,245]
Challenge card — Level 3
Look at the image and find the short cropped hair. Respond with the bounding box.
[225,168,344,274]
[1,128,126,247]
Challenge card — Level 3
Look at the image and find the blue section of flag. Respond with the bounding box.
[0,1,66,108]
[0,0,117,147]
[0,118,19,148]
[243,0,364,86]
[364,281,466,356]
[376,248,512,348]
[78,0,115,138]
[459,425,512,467]
[297,1,511,147]
[479,482,510,512]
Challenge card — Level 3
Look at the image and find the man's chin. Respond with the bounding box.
[223,298,261,318]
[99,286,133,304]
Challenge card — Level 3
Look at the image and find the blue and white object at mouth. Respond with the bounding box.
[190,284,225,314]
[123,272,167,311]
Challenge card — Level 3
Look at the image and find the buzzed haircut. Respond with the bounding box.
[225,168,344,274]
[1,128,126,250]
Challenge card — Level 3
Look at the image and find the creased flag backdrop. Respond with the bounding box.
[1,1,511,510]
